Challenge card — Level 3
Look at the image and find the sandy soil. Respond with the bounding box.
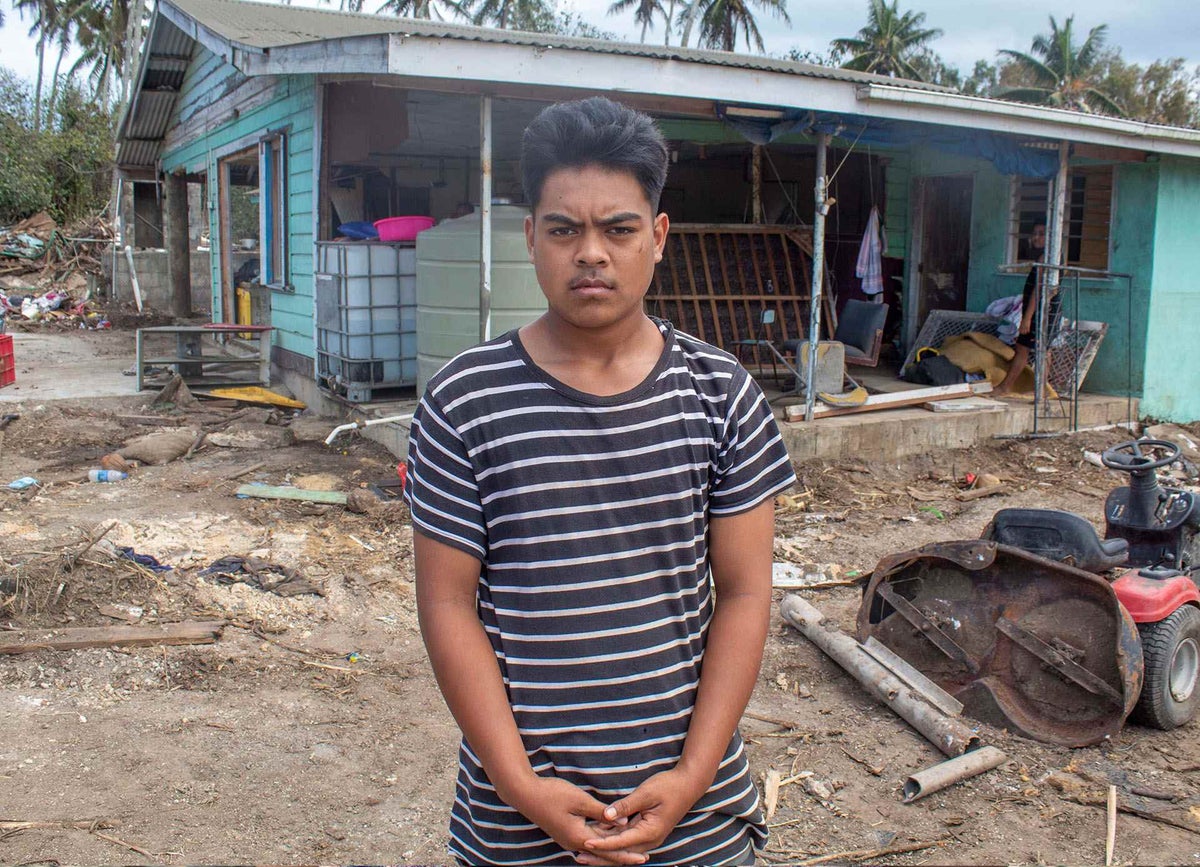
[2,331,1199,866]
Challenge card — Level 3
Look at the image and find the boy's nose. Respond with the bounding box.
[575,231,608,266]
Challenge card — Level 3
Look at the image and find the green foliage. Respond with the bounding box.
[0,67,113,225]
[908,50,961,88]
[832,0,943,80]
[997,15,1122,114]
[606,0,669,42]
[680,0,791,54]
[1095,52,1200,128]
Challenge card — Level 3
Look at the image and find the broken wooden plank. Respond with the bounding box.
[0,819,117,832]
[956,484,1009,502]
[925,396,1006,413]
[0,621,226,655]
[786,383,989,421]
[235,484,347,505]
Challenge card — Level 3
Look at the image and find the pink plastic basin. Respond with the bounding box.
[374,216,435,241]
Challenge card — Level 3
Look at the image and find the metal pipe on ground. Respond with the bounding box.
[902,745,1007,803]
[780,594,980,757]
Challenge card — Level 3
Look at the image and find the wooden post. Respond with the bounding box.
[164,170,192,319]
[752,145,763,223]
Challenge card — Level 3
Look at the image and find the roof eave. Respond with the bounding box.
[858,83,1200,158]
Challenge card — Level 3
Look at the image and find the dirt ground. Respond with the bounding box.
[2,329,1199,866]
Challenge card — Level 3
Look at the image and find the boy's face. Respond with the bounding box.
[524,164,668,332]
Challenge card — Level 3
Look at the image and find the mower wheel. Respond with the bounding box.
[1132,604,1200,730]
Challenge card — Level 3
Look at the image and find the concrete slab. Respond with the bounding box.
[0,331,138,403]
[777,392,1138,462]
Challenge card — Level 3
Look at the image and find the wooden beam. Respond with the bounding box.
[164,170,192,318]
[0,622,226,655]
[785,383,989,420]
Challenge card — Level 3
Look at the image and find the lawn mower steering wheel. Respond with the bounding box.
[1101,439,1181,472]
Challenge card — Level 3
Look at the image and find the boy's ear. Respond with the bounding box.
[652,212,669,264]
[524,214,535,263]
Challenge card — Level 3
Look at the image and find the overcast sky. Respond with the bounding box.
[1,0,1196,93]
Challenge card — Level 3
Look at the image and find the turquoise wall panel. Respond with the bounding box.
[900,148,1159,397]
[1141,156,1200,421]
[161,50,317,362]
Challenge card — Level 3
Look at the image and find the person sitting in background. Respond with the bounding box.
[994,223,1061,396]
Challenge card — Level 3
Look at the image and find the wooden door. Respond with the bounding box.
[913,175,974,334]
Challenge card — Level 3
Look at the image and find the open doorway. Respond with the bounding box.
[216,147,259,323]
[909,175,973,345]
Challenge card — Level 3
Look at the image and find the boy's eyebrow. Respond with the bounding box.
[540,212,644,227]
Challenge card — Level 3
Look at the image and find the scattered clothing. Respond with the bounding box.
[985,294,1024,345]
[199,556,324,597]
[119,547,172,573]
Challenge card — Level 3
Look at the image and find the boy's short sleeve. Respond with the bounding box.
[403,395,488,560]
[710,370,797,517]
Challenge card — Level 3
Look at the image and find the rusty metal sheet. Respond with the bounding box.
[856,541,1142,747]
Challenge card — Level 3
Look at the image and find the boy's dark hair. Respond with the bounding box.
[521,97,669,212]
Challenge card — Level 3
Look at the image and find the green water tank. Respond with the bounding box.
[415,205,545,394]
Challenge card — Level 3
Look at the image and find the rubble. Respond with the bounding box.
[1,211,117,330]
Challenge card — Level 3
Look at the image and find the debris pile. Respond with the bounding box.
[0,211,116,330]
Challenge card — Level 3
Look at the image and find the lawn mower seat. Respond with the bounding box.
[981,508,1129,573]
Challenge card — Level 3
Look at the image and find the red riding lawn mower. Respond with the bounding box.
[859,438,1200,746]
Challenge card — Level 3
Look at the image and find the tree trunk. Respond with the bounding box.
[33,32,46,133]
[664,0,674,45]
[640,19,648,42]
[47,41,66,127]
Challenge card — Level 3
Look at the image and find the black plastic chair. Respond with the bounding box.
[781,299,889,368]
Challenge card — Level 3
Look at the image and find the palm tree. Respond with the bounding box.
[997,15,1122,114]
[376,0,467,20]
[69,0,129,109]
[831,0,942,80]
[607,0,669,43]
[466,0,554,30]
[14,0,52,131]
[677,0,789,53]
[45,1,81,126]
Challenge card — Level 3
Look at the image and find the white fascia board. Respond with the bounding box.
[385,37,866,113]
[859,84,1200,158]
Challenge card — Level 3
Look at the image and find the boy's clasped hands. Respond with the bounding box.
[506,768,705,866]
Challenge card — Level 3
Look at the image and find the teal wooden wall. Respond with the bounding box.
[884,145,1156,398]
[160,45,317,362]
[1141,156,1200,421]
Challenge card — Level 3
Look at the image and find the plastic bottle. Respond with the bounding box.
[88,469,127,483]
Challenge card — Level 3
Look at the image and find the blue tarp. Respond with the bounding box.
[716,105,1060,179]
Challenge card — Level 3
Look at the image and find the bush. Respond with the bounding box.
[0,67,114,225]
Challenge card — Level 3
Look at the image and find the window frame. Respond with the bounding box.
[258,131,289,291]
[1006,165,1115,272]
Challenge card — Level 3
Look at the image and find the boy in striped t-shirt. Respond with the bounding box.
[406,97,796,866]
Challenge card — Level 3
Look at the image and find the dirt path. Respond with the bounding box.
[2,340,1198,866]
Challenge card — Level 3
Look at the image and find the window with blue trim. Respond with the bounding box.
[259,134,287,288]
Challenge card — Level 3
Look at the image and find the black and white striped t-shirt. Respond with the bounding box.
[405,319,796,866]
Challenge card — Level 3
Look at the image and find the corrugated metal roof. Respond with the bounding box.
[164,0,949,93]
[117,15,198,168]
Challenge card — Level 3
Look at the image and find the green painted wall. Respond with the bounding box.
[887,149,1155,398]
[161,45,317,362]
[1141,156,1200,421]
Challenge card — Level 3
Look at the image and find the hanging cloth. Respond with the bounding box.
[856,206,885,296]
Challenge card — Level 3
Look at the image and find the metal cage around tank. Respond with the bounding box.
[315,241,418,402]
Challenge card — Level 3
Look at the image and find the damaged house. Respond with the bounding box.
[116,0,1200,425]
